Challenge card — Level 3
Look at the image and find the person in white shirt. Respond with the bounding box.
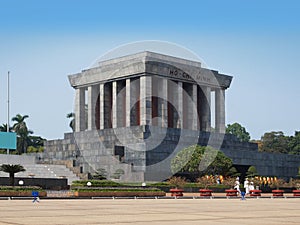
[244,178,249,194]
[248,181,255,192]
[234,177,241,194]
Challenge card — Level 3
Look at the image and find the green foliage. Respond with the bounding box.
[66,112,75,131]
[8,114,45,154]
[0,149,18,154]
[257,130,300,155]
[92,168,108,180]
[0,123,12,132]
[27,146,44,153]
[0,164,26,174]
[148,181,229,189]
[72,180,122,187]
[259,131,289,153]
[246,166,259,178]
[0,186,42,191]
[221,177,237,189]
[73,188,163,192]
[269,178,286,189]
[111,169,125,179]
[226,167,241,177]
[0,164,26,186]
[168,176,186,188]
[226,123,250,142]
[288,131,300,155]
[148,182,171,187]
[171,145,232,178]
[289,178,300,190]
[12,114,32,154]
[196,176,216,189]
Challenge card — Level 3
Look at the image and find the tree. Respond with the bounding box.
[288,131,300,155]
[226,123,250,142]
[0,164,25,186]
[168,176,186,188]
[27,146,44,153]
[197,175,216,189]
[10,114,45,154]
[67,112,75,131]
[171,145,232,179]
[28,135,45,148]
[259,131,289,153]
[246,166,259,178]
[0,123,12,132]
[111,169,125,179]
[226,166,241,177]
[92,168,107,180]
[12,114,33,154]
[12,114,29,132]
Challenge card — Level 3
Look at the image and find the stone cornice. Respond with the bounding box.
[68,51,232,89]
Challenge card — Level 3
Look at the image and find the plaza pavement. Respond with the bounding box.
[0,198,300,225]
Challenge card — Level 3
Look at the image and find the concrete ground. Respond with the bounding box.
[0,198,299,225]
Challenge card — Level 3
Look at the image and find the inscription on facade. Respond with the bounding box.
[169,68,212,84]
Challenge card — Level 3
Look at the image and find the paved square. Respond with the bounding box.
[0,198,299,225]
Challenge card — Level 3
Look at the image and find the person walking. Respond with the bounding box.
[244,178,249,194]
[234,177,241,195]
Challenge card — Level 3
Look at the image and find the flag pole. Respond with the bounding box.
[7,71,10,155]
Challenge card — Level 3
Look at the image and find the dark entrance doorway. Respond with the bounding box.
[233,164,251,183]
[114,146,125,162]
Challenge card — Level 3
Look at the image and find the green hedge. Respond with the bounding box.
[0,186,43,191]
[72,180,230,189]
[72,180,122,187]
[73,188,163,193]
[148,182,229,189]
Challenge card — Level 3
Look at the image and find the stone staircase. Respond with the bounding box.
[0,162,80,185]
[86,154,144,182]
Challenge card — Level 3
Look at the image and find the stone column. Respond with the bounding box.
[125,79,131,127]
[103,83,112,129]
[192,84,198,130]
[184,83,194,130]
[177,81,183,128]
[75,87,86,132]
[117,80,126,127]
[112,81,117,128]
[158,78,168,127]
[130,78,140,126]
[199,86,211,132]
[99,83,104,129]
[87,85,99,130]
[140,76,152,125]
[215,88,225,133]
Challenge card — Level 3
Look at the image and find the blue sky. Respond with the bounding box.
[0,0,299,140]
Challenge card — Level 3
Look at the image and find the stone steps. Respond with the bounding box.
[0,164,80,185]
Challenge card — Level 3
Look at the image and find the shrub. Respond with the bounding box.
[168,176,186,188]
[197,175,216,189]
[269,178,286,190]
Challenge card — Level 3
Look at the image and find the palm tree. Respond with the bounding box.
[0,123,11,132]
[12,114,29,132]
[66,112,75,131]
[0,164,26,186]
[12,114,32,154]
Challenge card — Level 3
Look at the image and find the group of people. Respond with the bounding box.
[234,177,255,195]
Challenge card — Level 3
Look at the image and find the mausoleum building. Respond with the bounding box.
[44,52,300,181]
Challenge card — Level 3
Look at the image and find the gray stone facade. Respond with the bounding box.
[44,126,300,181]
[43,51,300,181]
